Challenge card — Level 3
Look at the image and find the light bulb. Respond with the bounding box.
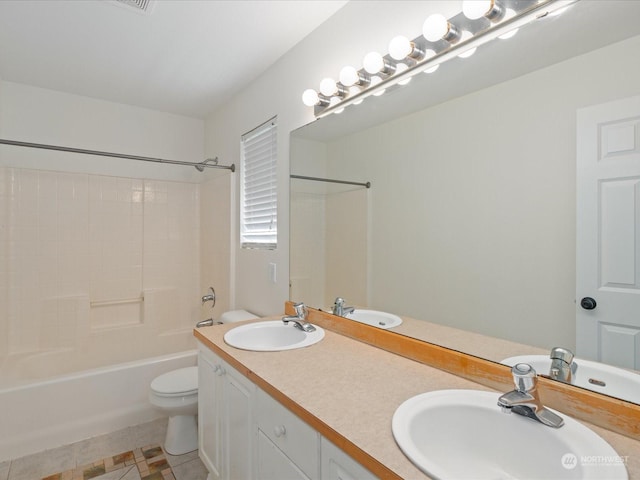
[302,89,319,107]
[462,0,493,20]
[319,78,338,96]
[388,36,412,61]
[463,0,504,21]
[363,51,385,74]
[339,66,360,87]
[423,14,449,42]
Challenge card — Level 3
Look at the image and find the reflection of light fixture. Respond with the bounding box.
[395,63,412,85]
[370,76,386,96]
[498,28,518,39]
[457,31,477,58]
[423,49,440,73]
[497,7,518,39]
[303,0,577,118]
[458,47,477,58]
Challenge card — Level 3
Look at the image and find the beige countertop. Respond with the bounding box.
[195,318,640,480]
[390,314,549,363]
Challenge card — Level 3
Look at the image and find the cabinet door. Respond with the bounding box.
[256,388,319,479]
[223,362,255,480]
[320,437,378,480]
[257,429,311,480]
[198,350,224,480]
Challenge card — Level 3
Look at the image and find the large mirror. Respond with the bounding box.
[290,1,640,404]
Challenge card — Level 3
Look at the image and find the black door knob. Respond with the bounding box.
[580,297,597,310]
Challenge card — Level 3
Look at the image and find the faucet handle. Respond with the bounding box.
[550,347,574,364]
[292,302,308,319]
[512,363,537,392]
[202,286,216,307]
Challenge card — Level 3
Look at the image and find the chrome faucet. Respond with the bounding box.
[196,318,220,328]
[282,302,316,333]
[549,347,574,383]
[201,286,216,306]
[497,363,564,428]
[332,297,354,317]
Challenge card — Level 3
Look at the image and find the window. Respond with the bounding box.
[240,117,278,249]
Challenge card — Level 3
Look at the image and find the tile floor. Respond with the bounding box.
[0,418,208,480]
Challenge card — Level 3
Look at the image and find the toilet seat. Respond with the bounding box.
[150,366,198,397]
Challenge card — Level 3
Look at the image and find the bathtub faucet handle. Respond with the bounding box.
[202,287,216,307]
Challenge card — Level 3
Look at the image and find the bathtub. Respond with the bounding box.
[0,349,197,462]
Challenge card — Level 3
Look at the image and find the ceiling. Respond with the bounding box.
[0,0,347,119]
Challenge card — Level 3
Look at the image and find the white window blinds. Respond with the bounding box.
[240,117,278,249]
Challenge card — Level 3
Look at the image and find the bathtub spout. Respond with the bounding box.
[196,318,220,328]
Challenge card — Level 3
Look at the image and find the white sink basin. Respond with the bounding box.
[502,355,640,404]
[224,320,325,351]
[345,309,402,329]
[392,389,627,480]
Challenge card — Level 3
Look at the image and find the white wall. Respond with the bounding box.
[0,81,204,182]
[204,1,451,315]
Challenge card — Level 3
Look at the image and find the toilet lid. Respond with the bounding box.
[151,366,198,395]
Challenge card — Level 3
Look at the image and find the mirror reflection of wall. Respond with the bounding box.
[290,137,369,309]
[291,34,640,360]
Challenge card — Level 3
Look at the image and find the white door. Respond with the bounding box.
[576,95,640,370]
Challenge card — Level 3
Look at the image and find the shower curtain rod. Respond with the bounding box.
[0,138,235,172]
[290,174,371,188]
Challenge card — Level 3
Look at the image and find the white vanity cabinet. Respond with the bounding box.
[197,341,377,480]
[198,346,223,480]
[255,388,320,479]
[321,437,378,480]
[198,342,255,480]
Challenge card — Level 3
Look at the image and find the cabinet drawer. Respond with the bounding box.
[256,388,319,479]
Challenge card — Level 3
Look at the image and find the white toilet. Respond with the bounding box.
[149,309,258,455]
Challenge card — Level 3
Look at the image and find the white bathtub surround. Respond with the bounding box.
[0,350,196,463]
[0,167,200,387]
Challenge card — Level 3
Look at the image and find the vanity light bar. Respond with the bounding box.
[303,0,578,118]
